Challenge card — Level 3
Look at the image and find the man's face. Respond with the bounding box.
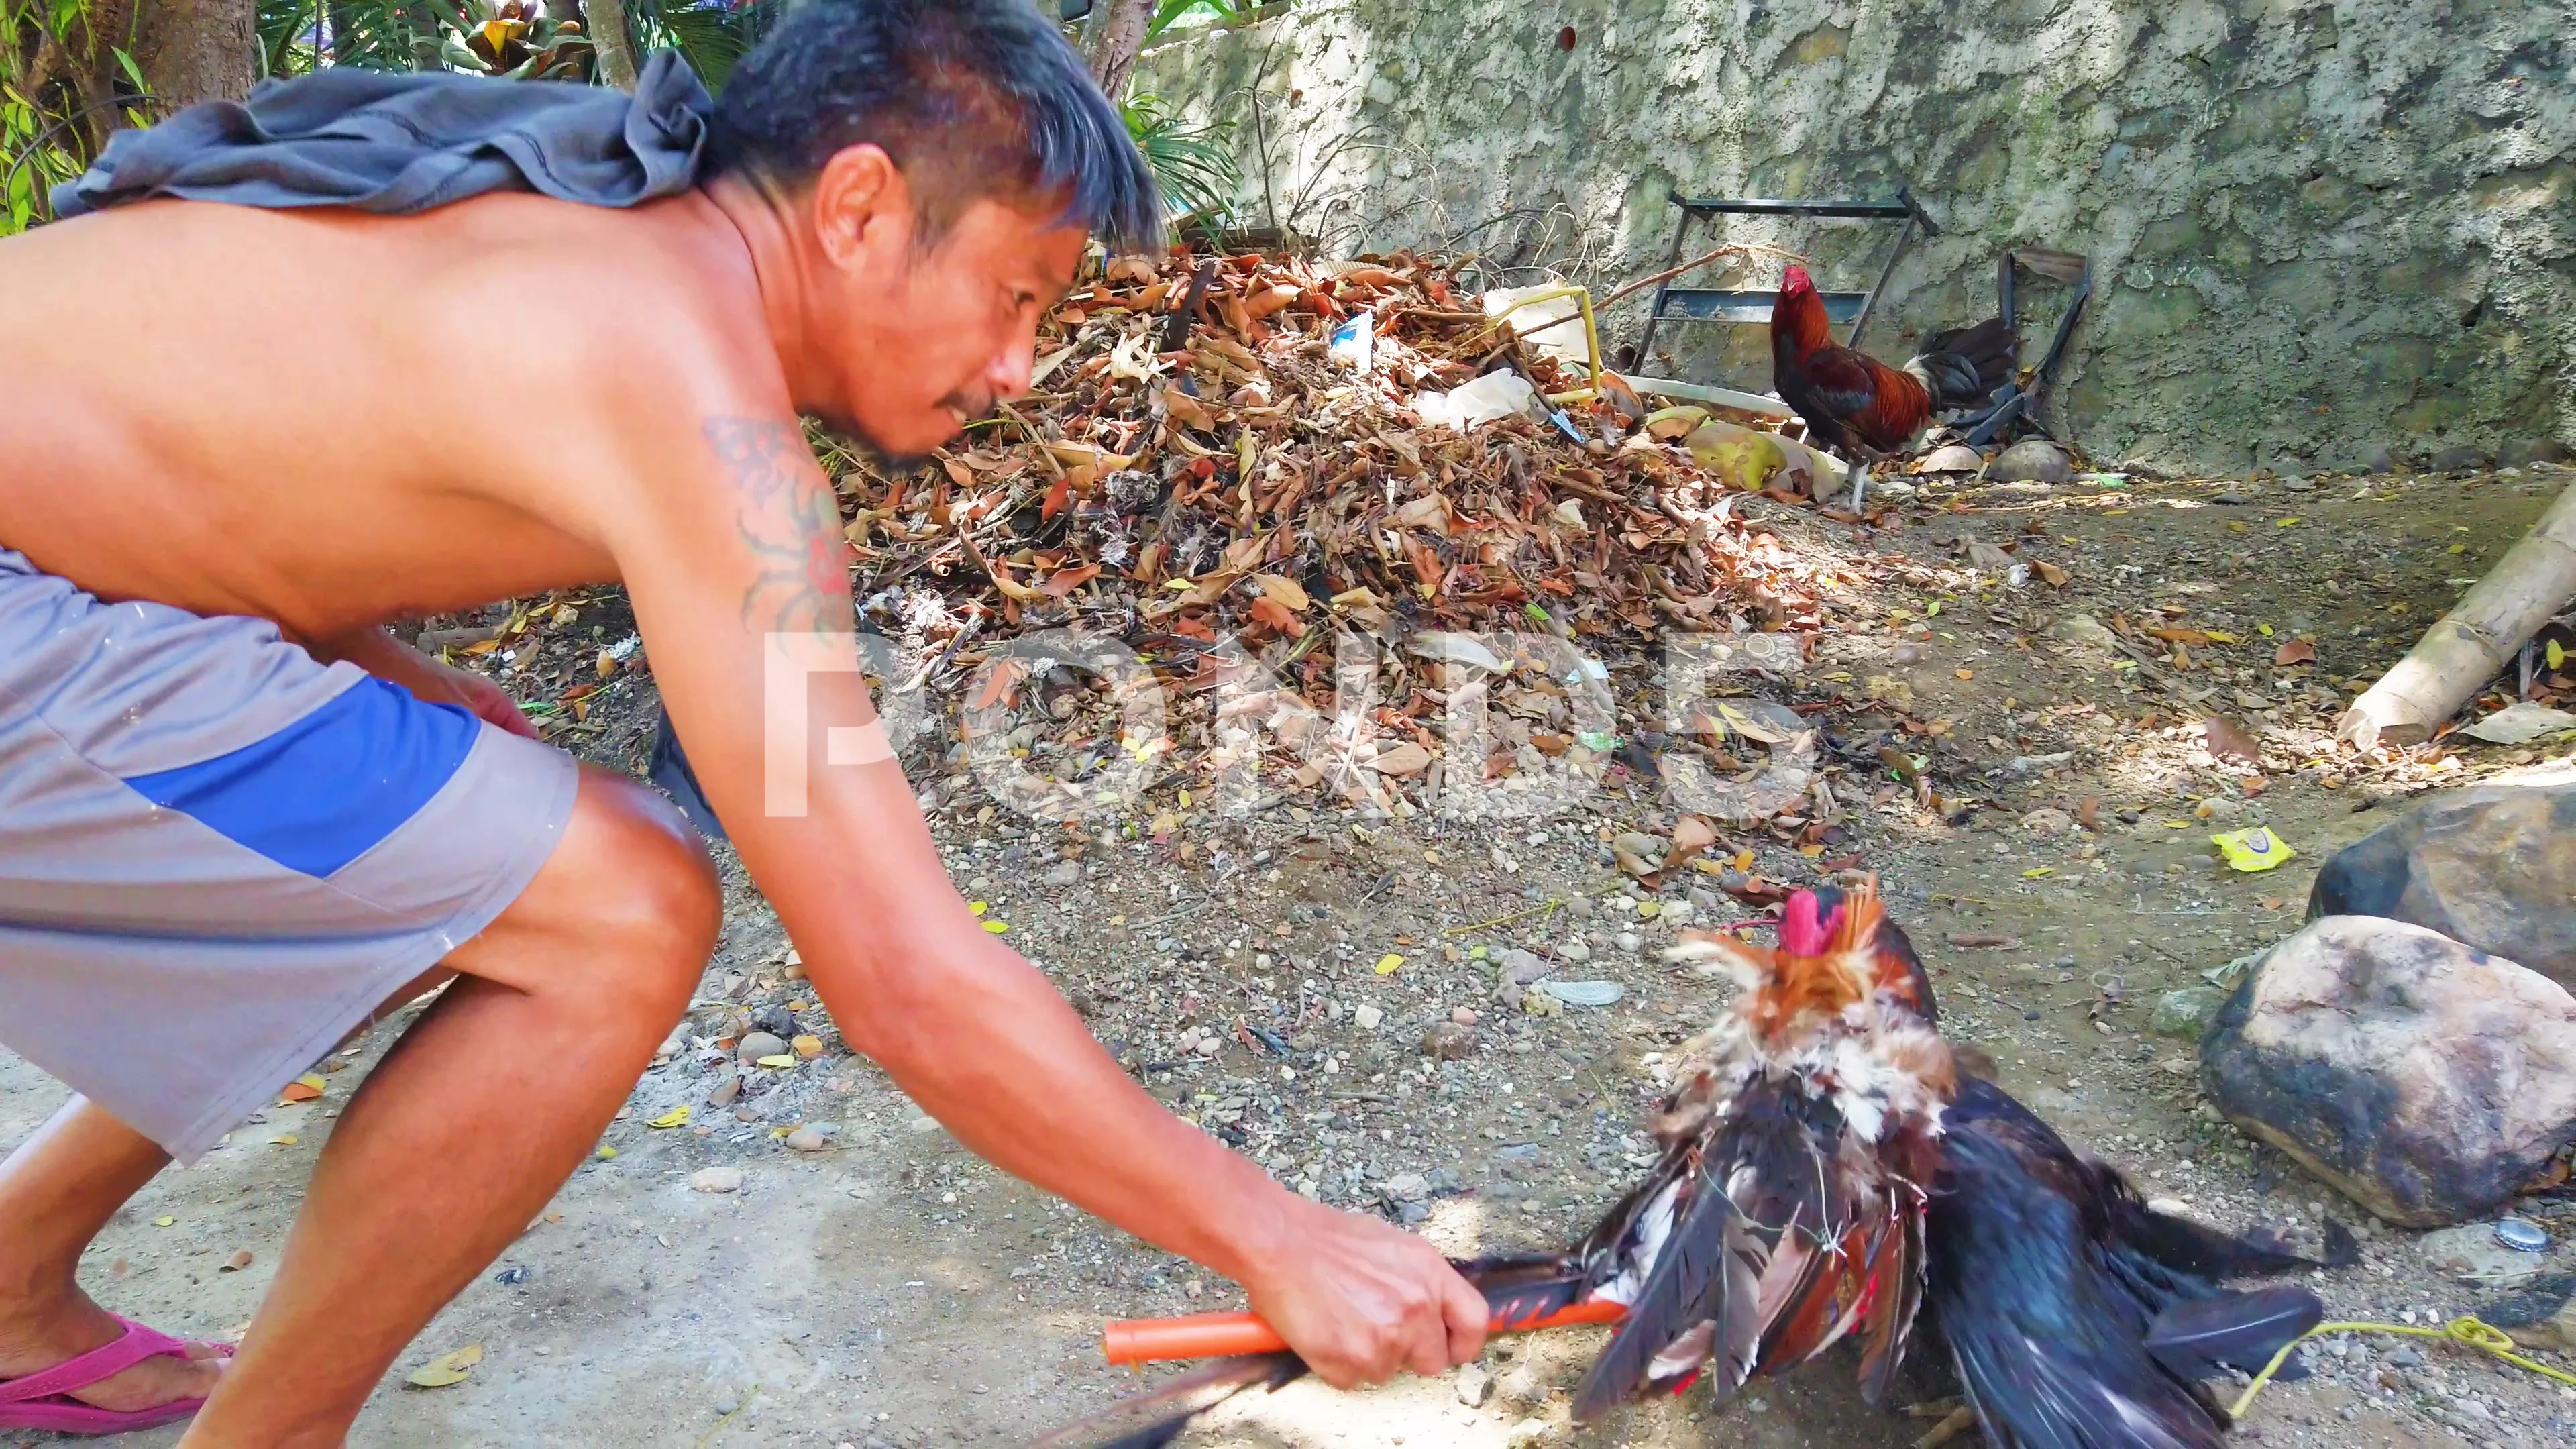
[811,184,1086,462]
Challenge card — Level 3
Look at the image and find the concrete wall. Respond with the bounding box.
[1137,0,2575,475]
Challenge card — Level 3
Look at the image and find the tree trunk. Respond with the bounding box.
[130,0,256,110]
[2339,480,2576,750]
[1081,0,1155,101]
[586,0,638,90]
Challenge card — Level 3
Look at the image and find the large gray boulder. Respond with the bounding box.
[2307,777,2576,990]
[2201,915,2576,1228]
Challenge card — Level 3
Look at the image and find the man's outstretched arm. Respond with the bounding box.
[610,413,1485,1387]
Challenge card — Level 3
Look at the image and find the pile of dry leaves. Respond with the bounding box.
[830,250,1835,727]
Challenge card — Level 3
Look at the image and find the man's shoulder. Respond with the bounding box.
[425,191,786,421]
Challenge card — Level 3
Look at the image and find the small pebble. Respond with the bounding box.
[691,1167,745,1194]
[1456,1364,1492,1407]
[785,1126,830,1153]
[1450,1006,1480,1027]
[1352,1004,1385,1030]
[736,1032,788,1065]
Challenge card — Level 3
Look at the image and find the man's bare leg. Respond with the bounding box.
[127,765,720,1448]
[0,1101,232,1409]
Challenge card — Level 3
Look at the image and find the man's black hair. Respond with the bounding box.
[710,0,1163,254]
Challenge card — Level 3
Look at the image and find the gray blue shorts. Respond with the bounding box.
[0,549,578,1161]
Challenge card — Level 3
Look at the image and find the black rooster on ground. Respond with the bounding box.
[1036,883,2337,1448]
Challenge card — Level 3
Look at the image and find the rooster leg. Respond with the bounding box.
[1911,1403,1980,1449]
[1845,453,1870,513]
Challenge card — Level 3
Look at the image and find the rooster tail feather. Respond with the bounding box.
[1570,1163,1762,1422]
[2102,1168,2320,1279]
[2143,1285,2326,1385]
[1854,1200,1926,1404]
[1459,1252,1595,1328]
[1029,1353,1306,1449]
[1905,317,2018,411]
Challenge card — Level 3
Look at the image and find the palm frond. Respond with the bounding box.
[1123,92,1239,223]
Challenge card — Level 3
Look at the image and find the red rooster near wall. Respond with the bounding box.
[1772,266,2018,504]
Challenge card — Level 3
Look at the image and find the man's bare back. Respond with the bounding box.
[0,191,764,637]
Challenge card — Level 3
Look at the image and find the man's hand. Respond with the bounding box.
[1240,1197,1489,1389]
[316,627,541,739]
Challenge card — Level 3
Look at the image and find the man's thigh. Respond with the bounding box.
[0,549,577,1161]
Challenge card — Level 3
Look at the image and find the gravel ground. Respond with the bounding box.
[7,463,2575,1448]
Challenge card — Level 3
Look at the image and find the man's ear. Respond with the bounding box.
[809,144,913,269]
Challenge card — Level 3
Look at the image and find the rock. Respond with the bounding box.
[1195,1034,1223,1057]
[1042,860,1082,887]
[1659,899,1696,927]
[1493,947,1553,997]
[1989,438,2074,484]
[1504,1417,1562,1448]
[2362,443,2401,474]
[1369,741,1434,777]
[2020,807,2074,836]
[749,1005,798,1040]
[1421,1022,1477,1059]
[784,1126,831,1153]
[2428,445,2493,473]
[2151,986,2230,1040]
[2418,1223,2558,1287]
[2200,916,2576,1227]
[1615,931,1644,953]
[2050,612,2118,649]
[1456,1364,1492,1407]
[706,1075,743,1108]
[2196,795,2244,824]
[2500,438,2573,466]
[2480,1273,2576,1352]
[1919,443,1984,474]
[1383,1171,1431,1203]
[1520,989,1564,1018]
[2307,778,2576,989]
[1352,1004,1385,1030]
[2279,474,2316,493]
[737,1032,788,1065]
[1557,937,1592,963]
[1451,1006,1480,1026]
[690,1167,745,1194]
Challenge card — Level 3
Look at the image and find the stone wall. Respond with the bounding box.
[1137,0,2575,476]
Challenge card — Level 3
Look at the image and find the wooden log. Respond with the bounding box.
[2338,480,2576,750]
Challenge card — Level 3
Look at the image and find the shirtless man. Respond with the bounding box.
[0,3,1486,1441]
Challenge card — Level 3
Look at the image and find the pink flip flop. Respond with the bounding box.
[0,1316,233,1435]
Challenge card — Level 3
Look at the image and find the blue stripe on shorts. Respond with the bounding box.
[123,677,480,878]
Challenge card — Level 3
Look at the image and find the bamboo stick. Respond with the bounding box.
[2339,480,2576,750]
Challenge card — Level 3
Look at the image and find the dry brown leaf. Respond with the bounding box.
[2274,638,2316,666]
[2204,716,2262,765]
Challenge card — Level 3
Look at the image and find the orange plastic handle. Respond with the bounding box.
[1104,1299,1627,1366]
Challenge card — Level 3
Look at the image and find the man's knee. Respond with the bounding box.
[455,766,718,1020]
[566,763,721,954]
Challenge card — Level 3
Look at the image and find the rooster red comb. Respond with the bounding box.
[1779,889,1844,956]
[1780,264,1817,295]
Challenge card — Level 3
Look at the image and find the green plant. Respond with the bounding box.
[2,0,152,236]
[1122,90,1237,224]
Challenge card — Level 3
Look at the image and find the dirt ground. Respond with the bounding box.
[9,462,2576,1449]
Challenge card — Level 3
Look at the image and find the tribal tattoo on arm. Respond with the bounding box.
[704,417,856,635]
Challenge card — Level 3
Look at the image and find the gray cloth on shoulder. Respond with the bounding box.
[51,49,712,219]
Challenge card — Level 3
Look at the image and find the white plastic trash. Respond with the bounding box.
[1415,370,1536,431]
